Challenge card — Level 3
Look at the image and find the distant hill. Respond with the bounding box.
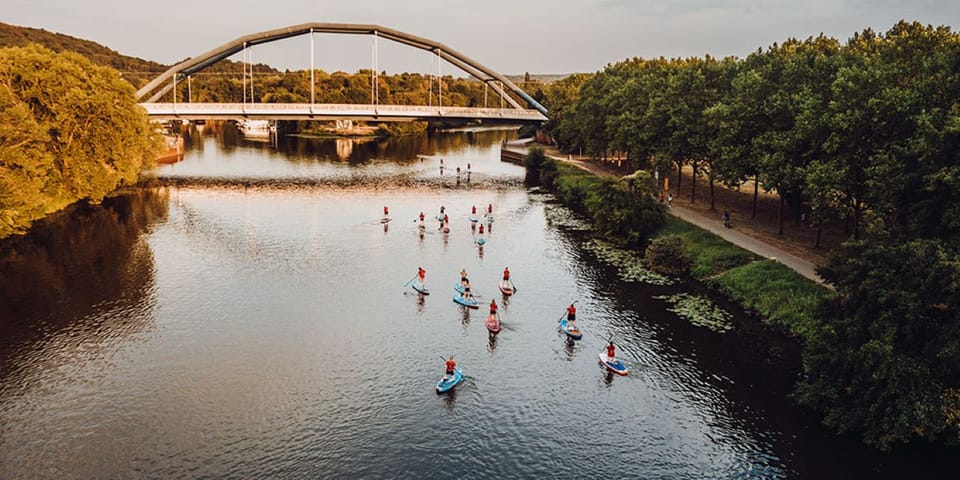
[0,22,563,95]
[0,23,273,90]
[0,22,166,88]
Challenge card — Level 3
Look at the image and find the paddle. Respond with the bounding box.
[510,279,518,293]
[402,275,418,287]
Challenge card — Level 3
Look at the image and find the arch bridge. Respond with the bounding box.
[137,23,548,123]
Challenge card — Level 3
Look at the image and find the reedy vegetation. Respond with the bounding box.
[539,21,960,449]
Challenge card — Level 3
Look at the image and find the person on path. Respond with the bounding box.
[606,341,616,361]
[722,210,731,228]
[667,193,673,208]
[445,355,456,380]
[566,303,578,331]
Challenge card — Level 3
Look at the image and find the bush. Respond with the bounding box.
[524,146,547,185]
[644,235,691,275]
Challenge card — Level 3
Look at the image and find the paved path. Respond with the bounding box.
[503,141,829,287]
[666,204,828,287]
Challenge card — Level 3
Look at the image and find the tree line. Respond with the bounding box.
[538,20,960,450]
[169,68,525,111]
[0,45,160,238]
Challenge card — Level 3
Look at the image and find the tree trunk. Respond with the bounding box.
[815,227,822,249]
[708,166,716,211]
[677,162,682,188]
[752,175,759,219]
[690,163,697,204]
[778,194,785,235]
[853,200,862,240]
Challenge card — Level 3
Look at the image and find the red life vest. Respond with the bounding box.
[490,302,498,314]
[607,344,616,358]
[445,359,456,371]
[503,268,510,280]
[567,305,576,316]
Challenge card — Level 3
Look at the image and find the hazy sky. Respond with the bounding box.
[5,0,959,76]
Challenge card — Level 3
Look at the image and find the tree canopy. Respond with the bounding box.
[0,44,160,238]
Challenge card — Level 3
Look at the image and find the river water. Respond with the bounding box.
[1,125,955,479]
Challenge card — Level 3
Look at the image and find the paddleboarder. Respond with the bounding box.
[478,223,485,235]
[419,212,425,222]
[444,355,456,381]
[472,205,477,215]
[489,299,498,315]
[503,267,510,282]
[383,206,389,218]
[417,267,426,287]
[567,303,578,331]
[606,341,616,361]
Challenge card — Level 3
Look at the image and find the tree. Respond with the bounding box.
[798,239,960,449]
[0,44,160,237]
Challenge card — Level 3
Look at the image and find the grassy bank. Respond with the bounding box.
[530,152,827,342]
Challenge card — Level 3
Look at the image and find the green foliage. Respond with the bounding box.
[711,260,828,338]
[524,146,547,185]
[644,234,692,275]
[653,293,734,333]
[796,239,960,449]
[0,44,160,238]
[655,217,758,278]
[374,122,428,137]
[583,239,673,285]
[584,175,664,245]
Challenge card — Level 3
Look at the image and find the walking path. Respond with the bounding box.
[503,141,829,287]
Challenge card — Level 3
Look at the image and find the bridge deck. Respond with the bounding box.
[140,103,547,122]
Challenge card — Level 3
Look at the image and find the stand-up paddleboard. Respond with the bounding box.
[454,283,467,294]
[598,352,628,375]
[486,313,501,333]
[559,318,582,340]
[381,217,392,224]
[411,280,430,295]
[453,293,480,309]
[498,279,513,296]
[476,237,486,246]
[436,368,464,394]
[469,216,479,223]
[485,214,494,223]
[442,226,451,234]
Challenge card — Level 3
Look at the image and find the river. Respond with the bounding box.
[0,125,955,479]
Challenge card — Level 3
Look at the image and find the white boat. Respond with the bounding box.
[237,120,274,140]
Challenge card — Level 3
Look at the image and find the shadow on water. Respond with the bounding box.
[541,195,960,479]
[0,188,169,374]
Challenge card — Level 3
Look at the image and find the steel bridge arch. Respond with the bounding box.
[136,22,547,116]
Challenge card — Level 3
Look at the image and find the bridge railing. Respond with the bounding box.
[139,103,547,122]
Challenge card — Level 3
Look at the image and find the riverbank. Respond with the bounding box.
[517,145,829,341]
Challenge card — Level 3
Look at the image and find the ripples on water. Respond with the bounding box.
[1,128,952,479]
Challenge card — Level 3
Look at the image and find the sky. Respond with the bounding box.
[5,0,960,76]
